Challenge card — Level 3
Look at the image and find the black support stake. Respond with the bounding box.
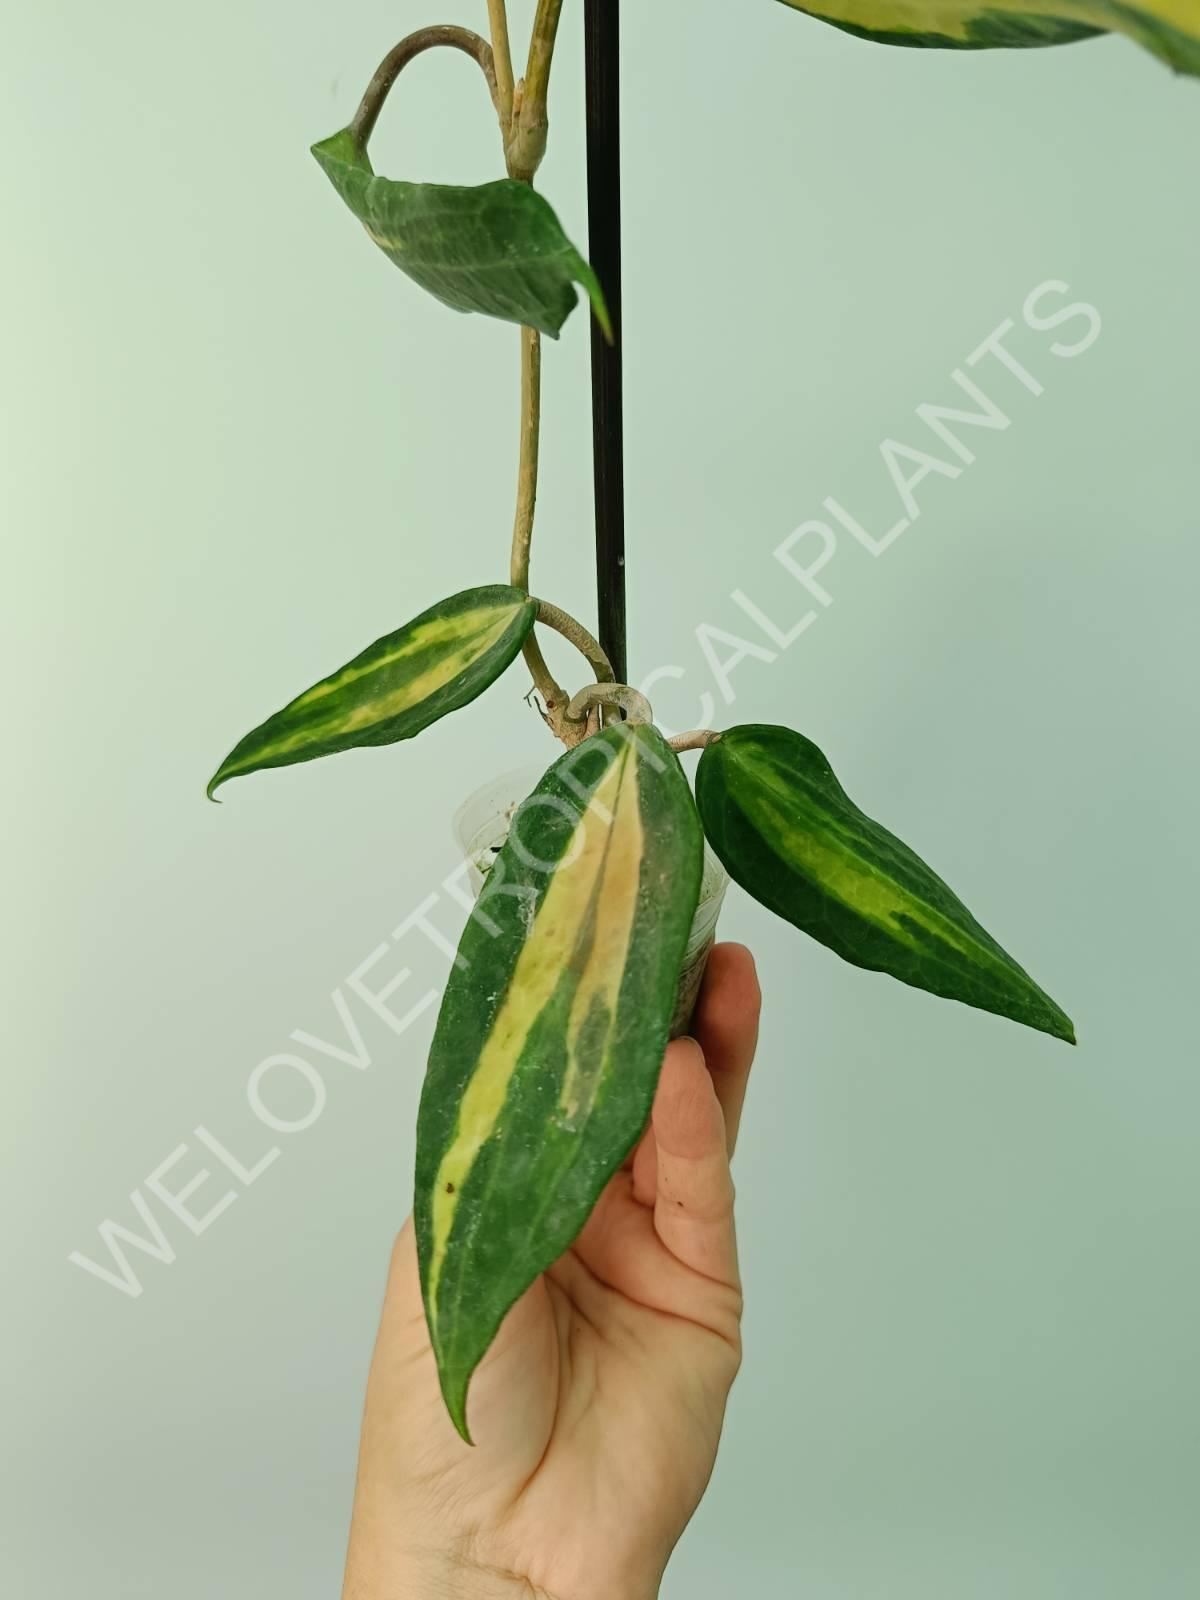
[584,0,626,684]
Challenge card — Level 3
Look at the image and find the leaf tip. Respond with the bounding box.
[206,764,233,803]
[437,1361,474,1446]
[573,256,613,343]
[592,290,614,346]
[1037,1000,1076,1046]
[423,1293,475,1442]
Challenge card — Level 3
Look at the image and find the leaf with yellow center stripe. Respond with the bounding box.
[777,0,1200,78]
[312,128,611,340]
[415,723,703,1439]
[207,586,535,798]
[697,724,1074,1043]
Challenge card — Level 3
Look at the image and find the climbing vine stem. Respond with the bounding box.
[490,0,581,743]
[508,0,565,180]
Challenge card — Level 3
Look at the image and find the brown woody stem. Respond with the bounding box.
[668,730,721,753]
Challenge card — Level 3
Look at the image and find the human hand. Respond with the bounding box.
[343,942,762,1600]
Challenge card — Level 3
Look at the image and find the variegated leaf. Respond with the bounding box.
[208,586,535,798]
[415,724,703,1438]
[779,0,1200,78]
[312,128,611,339]
[697,724,1074,1042]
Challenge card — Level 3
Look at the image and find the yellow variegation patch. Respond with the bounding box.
[733,752,1000,976]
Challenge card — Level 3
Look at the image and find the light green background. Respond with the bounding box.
[5,2,1198,1594]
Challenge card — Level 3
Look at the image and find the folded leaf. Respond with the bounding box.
[779,0,1200,78]
[416,724,703,1438]
[312,128,611,338]
[208,586,535,797]
[697,724,1074,1042]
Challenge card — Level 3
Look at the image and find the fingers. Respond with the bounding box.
[650,1037,739,1285]
[690,943,761,1157]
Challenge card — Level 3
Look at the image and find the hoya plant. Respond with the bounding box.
[209,1,1198,1438]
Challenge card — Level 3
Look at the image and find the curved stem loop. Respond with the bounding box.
[350,26,500,150]
[566,682,653,728]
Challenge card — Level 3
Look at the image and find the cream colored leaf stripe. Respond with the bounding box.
[425,739,644,1327]
[210,602,520,790]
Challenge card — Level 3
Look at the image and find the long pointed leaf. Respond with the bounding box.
[697,724,1074,1042]
[415,724,703,1438]
[778,0,1200,78]
[208,586,535,797]
[312,128,611,339]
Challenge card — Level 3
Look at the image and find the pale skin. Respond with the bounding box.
[343,943,763,1600]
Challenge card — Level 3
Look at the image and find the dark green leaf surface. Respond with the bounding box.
[778,0,1200,77]
[697,724,1074,1043]
[208,586,535,798]
[416,724,703,1438]
[312,128,611,338]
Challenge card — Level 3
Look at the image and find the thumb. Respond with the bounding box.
[650,1038,739,1287]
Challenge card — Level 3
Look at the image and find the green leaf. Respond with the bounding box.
[415,724,703,1438]
[697,724,1074,1043]
[312,128,611,339]
[208,585,536,798]
[778,0,1200,77]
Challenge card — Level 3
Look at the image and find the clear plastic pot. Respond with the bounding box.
[666,845,729,1036]
[453,765,728,1038]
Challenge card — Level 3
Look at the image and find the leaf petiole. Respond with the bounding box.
[348,26,501,151]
